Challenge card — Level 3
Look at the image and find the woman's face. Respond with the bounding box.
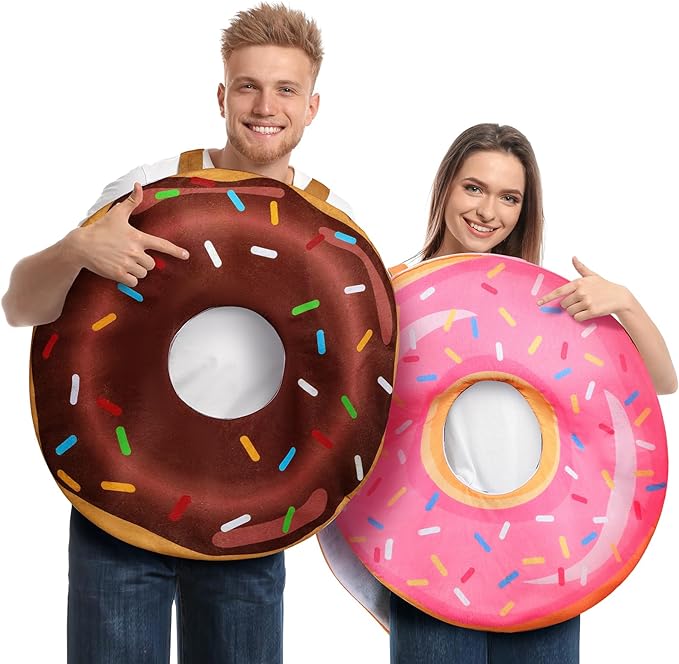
[439,150,526,255]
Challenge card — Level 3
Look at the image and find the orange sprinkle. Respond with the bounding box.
[57,469,81,492]
[92,313,117,331]
[357,329,373,352]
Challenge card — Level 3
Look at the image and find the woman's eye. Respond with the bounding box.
[502,195,520,204]
[464,184,481,193]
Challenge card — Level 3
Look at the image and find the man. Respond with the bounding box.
[2,4,349,663]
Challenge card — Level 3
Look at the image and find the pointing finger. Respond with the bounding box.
[537,281,577,306]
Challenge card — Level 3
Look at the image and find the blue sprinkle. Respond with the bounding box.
[227,189,245,211]
[540,306,563,314]
[624,390,640,406]
[425,492,440,511]
[334,231,357,245]
[416,374,438,382]
[117,283,144,302]
[471,317,479,339]
[56,434,78,456]
[368,517,384,530]
[316,330,326,355]
[498,570,519,588]
[571,433,585,451]
[474,532,491,553]
[278,447,296,471]
[581,531,598,546]
[554,368,573,380]
[646,483,667,492]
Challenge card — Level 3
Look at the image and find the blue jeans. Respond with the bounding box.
[390,593,579,664]
[67,509,285,664]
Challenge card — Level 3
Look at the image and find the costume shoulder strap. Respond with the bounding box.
[303,178,331,202]
[388,263,410,278]
[177,149,204,174]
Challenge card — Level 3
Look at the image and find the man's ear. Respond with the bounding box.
[217,83,226,117]
[306,92,320,126]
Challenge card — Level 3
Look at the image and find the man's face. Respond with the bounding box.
[219,45,319,165]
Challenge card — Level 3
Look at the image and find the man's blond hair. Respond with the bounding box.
[222,3,323,81]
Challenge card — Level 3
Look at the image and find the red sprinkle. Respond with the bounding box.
[558,567,565,586]
[189,177,217,187]
[42,333,59,360]
[634,500,642,520]
[306,233,325,250]
[366,477,383,497]
[481,282,498,295]
[154,256,166,271]
[373,547,381,563]
[571,494,588,504]
[168,495,192,521]
[402,355,420,363]
[461,567,475,584]
[96,397,123,416]
[620,354,628,372]
[560,342,569,360]
[599,423,615,435]
[311,429,334,449]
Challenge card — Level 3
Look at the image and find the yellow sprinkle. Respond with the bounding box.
[584,353,604,367]
[522,557,545,565]
[444,347,462,364]
[387,486,407,506]
[570,394,580,414]
[269,200,279,225]
[634,408,651,427]
[635,469,654,477]
[601,470,615,490]
[498,307,516,327]
[528,336,543,355]
[240,435,260,462]
[559,535,571,559]
[101,481,136,493]
[92,313,117,331]
[406,579,429,586]
[500,601,515,617]
[349,536,367,543]
[356,329,373,352]
[487,262,506,279]
[443,309,457,332]
[430,554,448,576]
[57,469,81,493]
[611,543,622,563]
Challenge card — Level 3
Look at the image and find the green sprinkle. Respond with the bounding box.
[291,300,320,316]
[116,426,131,456]
[341,395,357,419]
[282,506,295,533]
[155,189,181,200]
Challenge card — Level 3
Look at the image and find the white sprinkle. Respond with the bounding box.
[418,526,441,536]
[69,374,80,406]
[496,341,504,361]
[592,516,608,524]
[499,521,511,540]
[250,246,278,259]
[297,378,318,397]
[397,449,407,464]
[581,323,597,338]
[636,439,656,451]
[420,286,436,300]
[408,328,417,350]
[536,515,555,523]
[221,513,251,532]
[395,420,413,435]
[385,538,394,560]
[585,380,596,401]
[453,587,471,607]
[580,565,589,586]
[565,465,579,480]
[354,455,364,481]
[377,376,393,394]
[344,284,366,294]
[204,240,222,268]
[531,273,545,296]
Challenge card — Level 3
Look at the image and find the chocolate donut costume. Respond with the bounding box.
[30,155,397,559]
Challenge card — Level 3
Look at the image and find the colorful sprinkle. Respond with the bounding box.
[474,532,492,552]
[155,189,180,200]
[487,262,506,278]
[646,483,667,492]
[403,355,420,363]
[373,547,381,563]
[101,482,135,493]
[354,455,364,481]
[42,333,59,359]
[204,240,222,268]
[571,434,585,450]
[584,353,604,367]
[385,538,394,560]
[499,521,511,540]
[482,282,498,295]
[349,536,366,543]
[227,189,245,211]
[56,435,77,456]
[498,307,516,326]
[96,397,122,416]
[580,566,589,586]
[500,601,515,617]
[461,568,475,583]
[418,526,441,536]
[528,336,543,355]
[536,515,555,523]
[522,557,545,565]
[498,571,519,588]
[334,231,357,245]
[530,273,544,296]
[540,306,562,314]
[559,535,571,559]
[168,495,191,521]
[69,374,80,405]
[240,435,260,461]
[269,200,279,225]
[443,309,457,332]
[408,328,417,349]
[425,493,440,511]
[311,429,333,449]
[634,408,651,426]
[634,501,642,520]
[56,469,80,492]
[430,554,448,576]
[91,313,117,331]
[356,329,373,352]
[378,376,393,394]
[444,347,463,364]
[406,579,429,586]
[250,246,278,259]
[496,342,504,361]
[585,381,596,400]
[593,516,608,524]
[599,423,615,435]
[279,447,296,471]
[420,286,436,300]
[315,329,326,355]
[116,426,131,456]
[554,368,572,380]
[601,470,615,490]
[636,439,656,450]
[561,342,569,360]
[624,390,640,406]
[565,465,579,480]
[387,487,407,506]
[117,283,143,302]
[306,233,325,250]
[571,493,588,504]
[368,517,384,530]
[558,567,566,586]
[366,477,382,496]
[620,354,628,372]
[397,449,407,463]
[341,395,357,419]
[282,506,295,533]
[292,300,320,316]
[611,543,622,563]
[221,514,251,532]
[570,394,580,414]
[344,284,366,294]
[297,379,318,397]
[581,532,598,546]
[581,323,597,338]
[471,317,479,338]
[453,587,470,606]
[154,257,166,270]
[395,420,412,435]
[416,374,438,382]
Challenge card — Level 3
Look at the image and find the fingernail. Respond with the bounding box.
[536,299,543,306]
[182,250,189,259]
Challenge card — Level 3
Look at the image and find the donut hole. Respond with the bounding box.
[168,307,285,419]
[443,380,542,495]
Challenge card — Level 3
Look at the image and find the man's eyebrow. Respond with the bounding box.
[230,76,303,87]
[463,177,523,196]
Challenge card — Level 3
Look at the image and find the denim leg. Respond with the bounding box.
[488,616,580,664]
[67,509,176,664]
[389,592,487,664]
[176,551,285,664]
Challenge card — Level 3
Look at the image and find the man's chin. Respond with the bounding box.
[229,134,302,166]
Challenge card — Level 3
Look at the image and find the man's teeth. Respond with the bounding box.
[469,222,494,233]
[250,125,282,134]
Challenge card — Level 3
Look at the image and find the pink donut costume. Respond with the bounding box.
[320,254,667,631]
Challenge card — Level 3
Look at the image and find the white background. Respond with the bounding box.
[1,1,676,661]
